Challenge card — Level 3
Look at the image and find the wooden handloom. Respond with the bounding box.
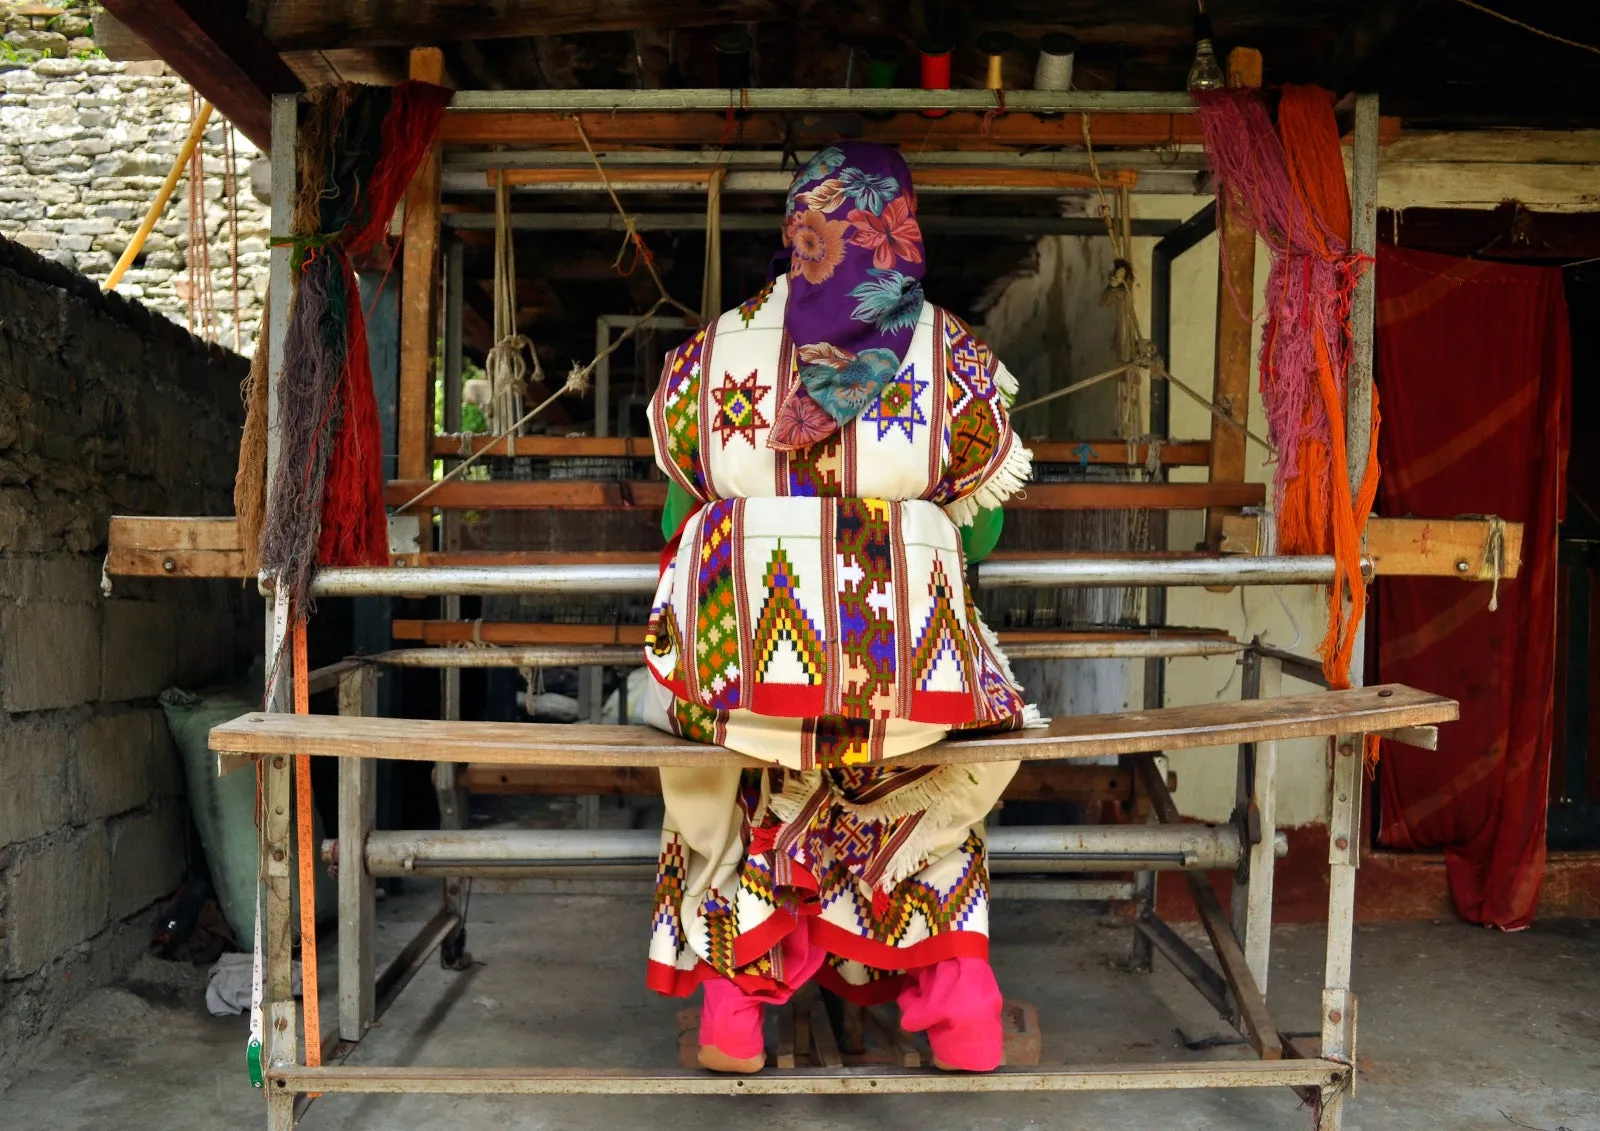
[212,672,1457,1124]
[91,66,1521,1131]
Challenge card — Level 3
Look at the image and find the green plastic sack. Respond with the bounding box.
[160,685,338,940]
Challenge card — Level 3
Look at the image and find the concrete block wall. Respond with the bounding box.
[0,1,270,355]
[0,233,258,1082]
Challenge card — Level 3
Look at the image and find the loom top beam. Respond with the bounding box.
[446,89,1199,115]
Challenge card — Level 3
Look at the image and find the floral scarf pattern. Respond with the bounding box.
[769,142,927,451]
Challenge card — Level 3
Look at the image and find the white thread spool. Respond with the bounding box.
[1035,33,1078,91]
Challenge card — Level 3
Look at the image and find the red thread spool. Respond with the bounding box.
[919,39,953,118]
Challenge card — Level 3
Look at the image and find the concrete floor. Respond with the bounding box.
[2,891,1596,1131]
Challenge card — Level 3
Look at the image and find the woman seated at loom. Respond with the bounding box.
[641,142,1039,1073]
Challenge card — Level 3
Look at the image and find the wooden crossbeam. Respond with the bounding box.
[98,0,300,150]
[428,436,1212,467]
[105,513,1523,583]
[439,111,1206,151]
[380,480,1264,511]
[264,1060,1347,1095]
[209,685,1456,774]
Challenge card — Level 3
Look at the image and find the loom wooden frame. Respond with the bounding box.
[223,655,1456,1127]
[236,83,1401,1129]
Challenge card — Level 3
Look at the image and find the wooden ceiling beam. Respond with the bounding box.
[260,0,782,50]
[100,0,302,151]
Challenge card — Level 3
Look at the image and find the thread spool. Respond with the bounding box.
[1034,32,1078,91]
[978,31,1016,91]
[715,29,752,88]
[918,37,953,118]
[864,37,903,121]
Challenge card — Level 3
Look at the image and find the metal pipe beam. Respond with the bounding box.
[448,90,1198,115]
[300,558,1370,599]
[978,556,1374,590]
[362,826,1287,878]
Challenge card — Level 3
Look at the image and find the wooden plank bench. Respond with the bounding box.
[215,683,1455,1131]
[210,683,1448,772]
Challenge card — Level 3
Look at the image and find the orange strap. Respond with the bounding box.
[292,619,322,1067]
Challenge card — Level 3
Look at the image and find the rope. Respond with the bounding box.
[1485,516,1506,612]
[571,118,699,321]
[702,167,725,323]
[225,122,241,353]
[185,88,216,343]
[1447,0,1600,57]
[1010,361,1135,415]
[486,171,537,452]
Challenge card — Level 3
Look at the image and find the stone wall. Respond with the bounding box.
[0,234,259,1082]
[0,4,270,354]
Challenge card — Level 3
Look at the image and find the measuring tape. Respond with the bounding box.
[247,879,265,1088]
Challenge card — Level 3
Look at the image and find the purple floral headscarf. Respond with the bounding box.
[767,142,926,451]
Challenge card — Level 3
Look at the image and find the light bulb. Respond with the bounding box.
[1188,38,1224,90]
[1187,7,1225,91]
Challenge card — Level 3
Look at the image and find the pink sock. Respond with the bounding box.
[896,956,1004,1071]
[699,978,766,1059]
[698,919,829,1058]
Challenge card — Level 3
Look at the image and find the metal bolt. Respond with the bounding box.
[272,756,286,770]
[1328,1009,1343,1024]
[1455,559,1470,573]
[271,848,285,862]
[275,1017,289,1031]
[161,557,177,573]
[1335,837,1349,850]
[1338,743,1353,757]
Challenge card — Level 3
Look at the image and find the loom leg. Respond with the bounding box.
[433,762,473,969]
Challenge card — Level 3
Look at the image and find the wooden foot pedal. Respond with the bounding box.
[676,997,1041,1069]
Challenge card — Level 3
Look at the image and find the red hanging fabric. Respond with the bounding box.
[1374,244,1571,930]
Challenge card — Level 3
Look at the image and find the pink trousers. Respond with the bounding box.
[698,923,1004,1071]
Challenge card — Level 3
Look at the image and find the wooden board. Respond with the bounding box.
[382,480,1263,512]
[392,620,651,646]
[1366,516,1524,580]
[398,551,661,569]
[384,479,669,510]
[439,110,1206,151]
[106,515,248,578]
[429,436,1210,467]
[432,435,657,459]
[1217,514,1524,579]
[397,47,445,483]
[1028,440,1210,466]
[209,684,1457,773]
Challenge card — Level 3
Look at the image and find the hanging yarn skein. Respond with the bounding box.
[485,171,537,443]
[256,80,453,616]
[1194,85,1380,696]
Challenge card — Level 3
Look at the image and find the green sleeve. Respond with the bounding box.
[663,480,698,542]
[961,505,1004,564]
